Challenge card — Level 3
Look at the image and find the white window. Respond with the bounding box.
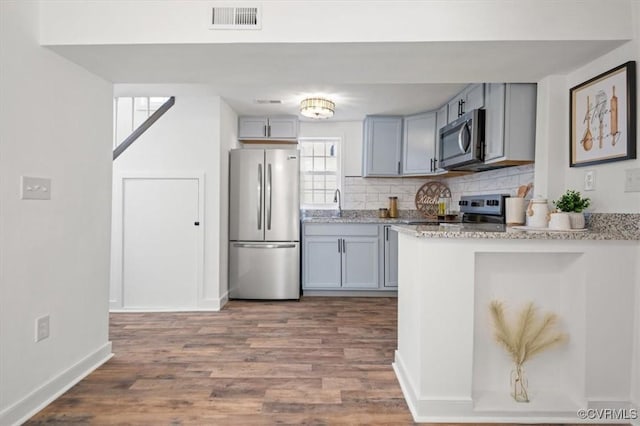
[113,96,170,149]
[299,137,341,209]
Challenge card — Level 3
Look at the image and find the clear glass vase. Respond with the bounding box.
[511,364,530,402]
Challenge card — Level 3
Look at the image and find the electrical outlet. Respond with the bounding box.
[35,315,50,342]
[21,176,52,200]
[625,168,640,192]
[584,170,595,191]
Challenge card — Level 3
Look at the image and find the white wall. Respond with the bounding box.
[534,1,640,212]
[111,85,230,310]
[0,2,113,424]
[40,0,632,45]
[218,99,239,304]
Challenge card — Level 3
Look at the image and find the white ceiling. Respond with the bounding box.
[49,40,626,120]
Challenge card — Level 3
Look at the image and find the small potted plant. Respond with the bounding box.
[552,190,591,229]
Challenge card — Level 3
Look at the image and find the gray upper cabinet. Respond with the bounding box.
[447,84,485,123]
[402,112,438,175]
[362,116,403,176]
[483,83,537,164]
[238,115,298,140]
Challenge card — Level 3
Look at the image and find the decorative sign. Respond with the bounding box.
[415,181,451,218]
[570,61,636,167]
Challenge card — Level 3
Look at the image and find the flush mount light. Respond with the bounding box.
[299,97,335,119]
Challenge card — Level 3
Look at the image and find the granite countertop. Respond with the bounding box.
[391,223,640,241]
[302,210,640,240]
[301,209,458,225]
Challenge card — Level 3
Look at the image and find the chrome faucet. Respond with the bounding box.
[333,188,342,217]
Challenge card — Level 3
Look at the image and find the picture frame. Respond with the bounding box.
[569,61,636,167]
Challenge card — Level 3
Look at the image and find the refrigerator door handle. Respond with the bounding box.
[257,163,263,230]
[267,163,272,230]
[232,243,296,249]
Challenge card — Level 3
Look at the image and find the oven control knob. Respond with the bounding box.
[459,201,467,206]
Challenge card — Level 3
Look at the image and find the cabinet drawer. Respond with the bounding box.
[303,223,379,237]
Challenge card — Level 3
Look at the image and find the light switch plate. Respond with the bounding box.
[625,168,640,192]
[35,315,50,342]
[21,176,51,200]
[584,170,595,191]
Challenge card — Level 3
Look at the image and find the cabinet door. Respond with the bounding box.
[303,236,342,288]
[342,236,379,288]
[363,116,403,176]
[484,83,506,162]
[239,117,268,139]
[447,98,462,123]
[435,104,448,171]
[402,112,437,175]
[268,117,298,139]
[464,83,485,112]
[383,226,398,288]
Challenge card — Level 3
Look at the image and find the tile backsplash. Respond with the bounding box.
[343,164,534,211]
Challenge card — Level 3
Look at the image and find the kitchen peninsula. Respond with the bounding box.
[391,221,640,423]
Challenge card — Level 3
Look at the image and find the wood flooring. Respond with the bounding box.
[27,297,415,425]
[26,297,611,425]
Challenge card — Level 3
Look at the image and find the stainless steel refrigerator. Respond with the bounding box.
[228,149,300,299]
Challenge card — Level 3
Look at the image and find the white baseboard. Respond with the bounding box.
[110,293,229,312]
[0,342,112,426]
[394,351,635,424]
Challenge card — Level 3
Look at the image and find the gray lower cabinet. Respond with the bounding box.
[303,236,342,288]
[383,225,398,288]
[303,224,380,290]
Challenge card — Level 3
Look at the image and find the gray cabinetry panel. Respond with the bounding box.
[302,224,383,291]
[342,236,379,288]
[238,117,269,139]
[402,112,437,175]
[303,236,342,288]
[484,83,537,164]
[484,83,506,162]
[238,115,298,140]
[362,116,403,176]
[267,116,298,139]
[383,226,398,288]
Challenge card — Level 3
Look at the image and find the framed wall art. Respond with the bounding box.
[570,61,636,167]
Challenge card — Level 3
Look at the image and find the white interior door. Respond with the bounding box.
[122,177,202,308]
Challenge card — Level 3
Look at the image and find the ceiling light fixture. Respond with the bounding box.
[299,97,335,119]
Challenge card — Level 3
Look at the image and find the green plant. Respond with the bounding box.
[552,190,591,212]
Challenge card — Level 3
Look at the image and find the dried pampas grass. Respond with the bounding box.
[489,300,567,402]
[489,300,567,365]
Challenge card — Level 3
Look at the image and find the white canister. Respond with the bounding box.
[526,198,550,228]
[505,197,527,225]
[548,212,572,230]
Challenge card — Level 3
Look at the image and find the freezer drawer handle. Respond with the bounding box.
[233,243,296,249]
[257,163,263,230]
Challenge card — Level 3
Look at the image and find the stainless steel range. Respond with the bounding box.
[459,193,509,224]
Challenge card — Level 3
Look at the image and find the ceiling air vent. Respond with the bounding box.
[210,4,261,30]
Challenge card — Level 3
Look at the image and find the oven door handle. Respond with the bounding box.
[458,121,471,154]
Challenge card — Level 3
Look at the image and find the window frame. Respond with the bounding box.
[298,137,342,210]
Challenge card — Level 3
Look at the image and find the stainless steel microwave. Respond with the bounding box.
[438,109,485,170]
